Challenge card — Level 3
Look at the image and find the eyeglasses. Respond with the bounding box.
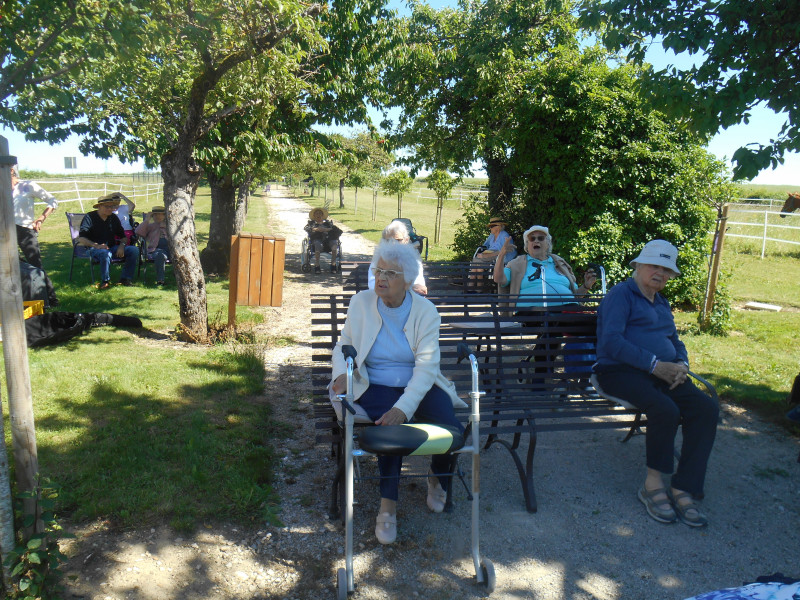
[528,235,547,242]
[372,267,404,280]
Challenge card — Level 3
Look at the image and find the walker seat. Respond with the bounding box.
[358,424,465,456]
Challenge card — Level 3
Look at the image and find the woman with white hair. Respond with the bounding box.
[493,224,596,306]
[330,242,465,545]
[367,220,427,294]
[594,240,718,527]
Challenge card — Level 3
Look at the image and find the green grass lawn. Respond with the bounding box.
[2,184,284,530]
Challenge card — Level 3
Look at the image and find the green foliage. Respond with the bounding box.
[502,48,732,306]
[450,195,495,259]
[381,170,413,197]
[584,0,800,180]
[697,270,732,336]
[3,486,72,600]
[426,169,457,203]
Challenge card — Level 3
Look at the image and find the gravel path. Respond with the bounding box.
[61,187,800,600]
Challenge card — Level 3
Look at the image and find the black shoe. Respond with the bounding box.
[155,280,165,286]
[314,265,321,274]
[119,278,134,286]
[330,265,337,273]
[48,297,60,307]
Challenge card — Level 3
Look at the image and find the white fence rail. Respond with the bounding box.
[724,199,800,258]
[31,180,164,213]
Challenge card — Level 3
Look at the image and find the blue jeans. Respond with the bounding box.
[358,383,464,502]
[595,365,718,496]
[148,238,170,282]
[88,245,138,282]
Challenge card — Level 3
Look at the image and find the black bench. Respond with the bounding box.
[312,292,660,515]
[340,260,496,294]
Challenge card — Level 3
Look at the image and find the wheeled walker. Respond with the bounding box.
[335,343,495,598]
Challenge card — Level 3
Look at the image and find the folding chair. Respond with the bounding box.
[66,212,129,283]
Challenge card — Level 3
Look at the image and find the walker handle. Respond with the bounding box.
[342,345,357,361]
[457,343,472,364]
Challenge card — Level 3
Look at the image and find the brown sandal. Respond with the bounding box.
[669,490,708,527]
[638,486,677,523]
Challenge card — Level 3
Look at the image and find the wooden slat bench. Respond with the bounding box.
[312,292,655,515]
[339,260,496,294]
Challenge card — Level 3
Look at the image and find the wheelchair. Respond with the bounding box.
[300,234,342,273]
[335,343,495,598]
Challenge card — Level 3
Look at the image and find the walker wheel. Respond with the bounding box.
[337,567,348,599]
[301,263,311,273]
[480,558,496,593]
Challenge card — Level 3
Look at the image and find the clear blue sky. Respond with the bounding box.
[2,2,797,186]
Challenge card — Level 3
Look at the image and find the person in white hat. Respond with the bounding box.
[594,239,718,527]
[493,224,597,308]
[304,207,341,273]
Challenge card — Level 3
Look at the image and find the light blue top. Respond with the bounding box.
[365,291,415,386]
[504,256,575,308]
[482,229,517,262]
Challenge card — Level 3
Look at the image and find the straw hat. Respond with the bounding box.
[629,240,680,274]
[151,206,166,214]
[93,194,120,209]
[309,207,328,220]
[487,216,507,228]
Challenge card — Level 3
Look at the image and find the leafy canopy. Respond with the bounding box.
[581,0,800,180]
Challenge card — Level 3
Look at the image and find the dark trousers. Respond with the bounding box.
[358,383,464,501]
[595,365,718,496]
[17,225,57,302]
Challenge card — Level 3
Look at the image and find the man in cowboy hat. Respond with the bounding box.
[76,194,140,289]
[304,207,341,273]
[135,206,170,285]
[476,216,516,264]
[10,165,60,306]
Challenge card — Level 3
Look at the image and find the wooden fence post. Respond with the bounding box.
[0,136,41,542]
[702,203,730,327]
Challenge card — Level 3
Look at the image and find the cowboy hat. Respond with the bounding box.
[93,194,121,209]
[487,216,507,228]
[309,207,328,220]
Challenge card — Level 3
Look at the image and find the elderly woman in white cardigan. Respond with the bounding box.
[330,242,465,545]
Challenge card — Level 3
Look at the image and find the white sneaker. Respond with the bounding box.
[426,476,447,513]
[375,512,397,544]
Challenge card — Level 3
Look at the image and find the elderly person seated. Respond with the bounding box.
[135,206,170,285]
[304,207,341,273]
[367,221,427,295]
[77,195,140,289]
[594,240,718,527]
[493,225,597,378]
[475,216,517,264]
[330,242,465,545]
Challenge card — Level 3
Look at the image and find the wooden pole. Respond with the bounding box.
[0,136,41,537]
[702,203,730,327]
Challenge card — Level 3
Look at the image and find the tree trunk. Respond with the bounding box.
[161,149,209,344]
[484,151,514,214]
[397,194,402,218]
[339,178,345,209]
[354,187,358,214]
[201,172,237,276]
[233,174,251,235]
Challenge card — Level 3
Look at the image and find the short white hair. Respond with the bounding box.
[370,239,420,287]
[382,220,410,241]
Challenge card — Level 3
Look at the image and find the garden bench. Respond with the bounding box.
[312,292,656,515]
[339,260,496,294]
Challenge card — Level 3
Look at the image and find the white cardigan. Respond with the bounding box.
[331,290,465,419]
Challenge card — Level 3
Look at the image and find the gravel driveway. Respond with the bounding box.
[61,187,800,600]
